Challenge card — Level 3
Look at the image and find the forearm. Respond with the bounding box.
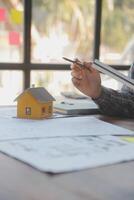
[93,86,134,118]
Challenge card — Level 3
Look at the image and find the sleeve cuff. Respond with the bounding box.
[92,86,110,104]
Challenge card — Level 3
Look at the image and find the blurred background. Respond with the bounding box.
[0,0,133,105]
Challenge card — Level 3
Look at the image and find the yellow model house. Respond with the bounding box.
[15,87,55,119]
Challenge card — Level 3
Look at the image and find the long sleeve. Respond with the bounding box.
[93,63,134,118]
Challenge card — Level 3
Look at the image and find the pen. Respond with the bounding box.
[62,57,92,72]
[62,57,84,68]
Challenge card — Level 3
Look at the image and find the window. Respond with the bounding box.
[48,105,52,114]
[31,70,76,97]
[0,0,24,63]
[101,0,134,64]
[0,70,23,105]
[31,0,95,63]
[0,0,133,106]
[25,107,31,115]
[42,107,45,113]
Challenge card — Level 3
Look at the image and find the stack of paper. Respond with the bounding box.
[0,107,134,173]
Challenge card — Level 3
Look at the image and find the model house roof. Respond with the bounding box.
[15,87,55,103]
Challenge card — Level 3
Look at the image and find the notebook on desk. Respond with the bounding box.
[54,100,100,115]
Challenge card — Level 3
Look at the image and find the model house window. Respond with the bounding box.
[48,106,52,113]
[42,107,46,114]
[25,107,31,115]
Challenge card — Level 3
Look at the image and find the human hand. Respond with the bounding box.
[71,59,102,99]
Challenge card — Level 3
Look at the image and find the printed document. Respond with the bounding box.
[0,106,134,173]
[0,114,133,141]
[0,135,134,173]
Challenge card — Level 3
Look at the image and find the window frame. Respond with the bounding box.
[25,107,31,115]
[42,107,46,114]
[0,0,130,90]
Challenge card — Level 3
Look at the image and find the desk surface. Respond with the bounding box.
[0,115,134,200]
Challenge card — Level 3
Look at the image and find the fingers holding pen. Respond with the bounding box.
[70,58,82,70]
[70,59,97,82]
[71,58,83,80]
[71,69,83,80]
[71,59,82,85]
[83,61,93,72]
[71,60,93,72]
[72,77,81,88]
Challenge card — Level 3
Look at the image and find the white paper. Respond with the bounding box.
[0,107,134,173]
[0,135,134,173]
[0,106,133,141]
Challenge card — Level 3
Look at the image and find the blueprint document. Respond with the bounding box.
[0,135,134,173]
[0,107,134,173]
[0,106,133,141]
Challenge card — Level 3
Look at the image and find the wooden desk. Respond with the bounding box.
[0,115,134,200]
